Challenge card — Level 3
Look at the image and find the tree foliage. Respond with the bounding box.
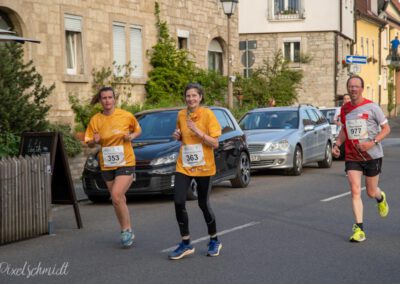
[0,43,54,134]
[0,43,54,157]
[145,2,196,105]
[234,51,303,108]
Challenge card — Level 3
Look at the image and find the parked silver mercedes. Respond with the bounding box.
[238,105,333,175]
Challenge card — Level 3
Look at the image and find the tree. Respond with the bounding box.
[145,2,196,105]
[0,43,54,156]
[234,51,303,107]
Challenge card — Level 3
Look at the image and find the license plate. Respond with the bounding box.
[250,154,260,162]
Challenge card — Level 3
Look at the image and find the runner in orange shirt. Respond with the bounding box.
[85,87,141,248]
[168,83,222,260]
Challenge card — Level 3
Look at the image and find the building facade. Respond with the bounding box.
[354,0,387,110]
[0,0,239,123]
[239,0,355,107]
[380,0,400,116]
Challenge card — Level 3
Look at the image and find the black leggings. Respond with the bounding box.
[174,172,217,237]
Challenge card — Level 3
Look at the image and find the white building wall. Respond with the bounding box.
[239,0,354,40]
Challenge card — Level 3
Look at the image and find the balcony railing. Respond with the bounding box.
[268,9,305,21]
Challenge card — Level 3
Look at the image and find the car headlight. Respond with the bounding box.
[264,140,290,152]
[150,152,178,166]
[85,155,99,170]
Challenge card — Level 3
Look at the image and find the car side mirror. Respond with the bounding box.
[304,125,315,132]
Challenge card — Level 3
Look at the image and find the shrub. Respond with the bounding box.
[47,124,82,157]
[0,132,20,158]
[234,50,303,108]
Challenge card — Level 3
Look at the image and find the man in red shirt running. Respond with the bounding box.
[332,75,391,242]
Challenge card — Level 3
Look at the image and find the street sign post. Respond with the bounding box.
[346,55,367,64]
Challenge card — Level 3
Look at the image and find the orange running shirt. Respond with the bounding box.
[85,108,141,171]
[175,107,221,176]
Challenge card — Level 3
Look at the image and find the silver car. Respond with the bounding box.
[238,105,333,175]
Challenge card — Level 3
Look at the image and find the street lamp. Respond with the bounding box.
[220,0,238,109]
[385,55,392,66]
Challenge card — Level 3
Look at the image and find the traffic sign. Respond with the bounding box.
[346,55,367,64]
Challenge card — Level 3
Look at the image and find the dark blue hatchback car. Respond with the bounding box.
[82,107,251,202]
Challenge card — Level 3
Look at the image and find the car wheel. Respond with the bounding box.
[186,179,198,200]
[230,152,251,188]
[87,195,111,203]
[318,142,333,168]
[287,145,303,176]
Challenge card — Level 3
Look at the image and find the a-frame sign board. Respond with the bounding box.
[19,132,83,229]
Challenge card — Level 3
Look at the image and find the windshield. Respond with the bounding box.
[239,110,299,130]
[320,109,337,125]
[136,111,178,140]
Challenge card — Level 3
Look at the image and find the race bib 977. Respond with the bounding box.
[102,145,126,167]
[346,119,368,140]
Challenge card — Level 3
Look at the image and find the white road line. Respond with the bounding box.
[161,221,260,253]
[321,186,366,202]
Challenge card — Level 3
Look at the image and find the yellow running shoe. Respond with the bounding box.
[349,224,366,243]
[377,191,389,217]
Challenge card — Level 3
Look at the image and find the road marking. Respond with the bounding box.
[161,221,260,253]
[321,186,366,202]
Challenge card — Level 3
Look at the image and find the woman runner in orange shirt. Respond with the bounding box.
[85,87,141,248]
[168,83,222,260]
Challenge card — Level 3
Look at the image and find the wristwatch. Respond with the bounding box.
[373,139,379,145]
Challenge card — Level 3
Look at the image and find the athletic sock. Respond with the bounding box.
[356,223,364,230]
[376,195,384,203]
[210,236,218,242]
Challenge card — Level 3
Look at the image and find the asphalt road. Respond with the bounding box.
[1,130,399,283]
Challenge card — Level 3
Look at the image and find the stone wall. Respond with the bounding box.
[0,0,239,124]
[239,31,353,107]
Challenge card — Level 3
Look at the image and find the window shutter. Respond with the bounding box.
[130,27,143,77]
[113,23,126,76]
[65,15,82,32]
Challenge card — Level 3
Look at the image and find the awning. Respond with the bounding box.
[0,28,40,43]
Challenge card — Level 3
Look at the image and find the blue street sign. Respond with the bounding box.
[346,55,367,64]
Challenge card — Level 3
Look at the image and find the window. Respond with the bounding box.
[113,23,144,77]
[130,26,143,77]
[213,110,235,134]
[274,0,300,14]
[65,15,84,75]
[283,41,300,63]
[178,37,188,49]
[301,109,313,126]
[113,23,126,76]
[0,11,13,30]
[366,38,369,57]
[208,39,223,74]
[177,29,189,50]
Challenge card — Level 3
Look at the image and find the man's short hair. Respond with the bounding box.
[346,75,364,88]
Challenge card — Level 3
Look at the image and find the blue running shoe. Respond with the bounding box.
[168,242,195,260]
[120,230,134,248]
[207,240,222,257]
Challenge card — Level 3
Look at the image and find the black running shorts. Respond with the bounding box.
[101,166,135,182]
[345,158,382,177]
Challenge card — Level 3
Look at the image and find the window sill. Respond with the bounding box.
[63,74,90,83]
